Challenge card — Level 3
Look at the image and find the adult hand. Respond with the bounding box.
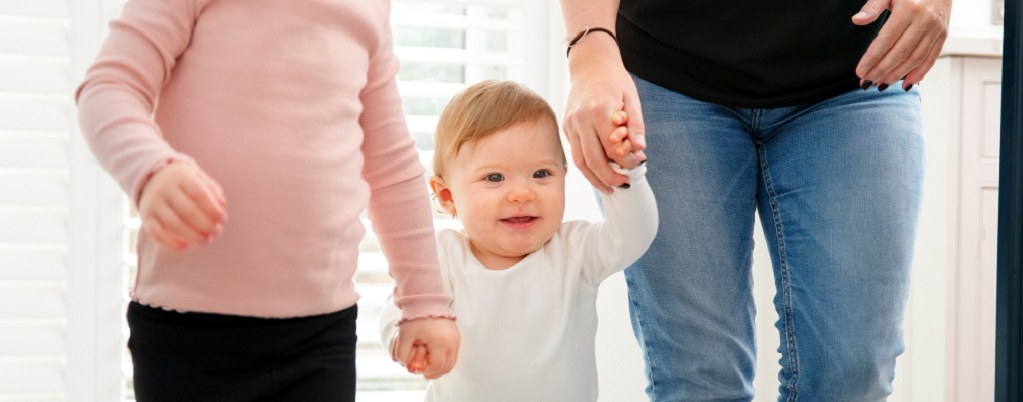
[563,38,647,193]
[853,0,951,91]
[138,162,227,251]
[390,317,460,379]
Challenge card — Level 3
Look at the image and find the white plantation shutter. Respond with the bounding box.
[355,0,559,400]
[0,1,126,401]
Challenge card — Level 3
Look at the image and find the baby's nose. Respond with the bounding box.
[506,185,536,203]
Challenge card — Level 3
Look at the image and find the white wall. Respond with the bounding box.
[951,0,1003,36]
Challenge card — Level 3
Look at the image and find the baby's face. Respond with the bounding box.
[440,118,566,270]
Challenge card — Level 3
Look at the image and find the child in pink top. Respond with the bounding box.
[75,0,458,400]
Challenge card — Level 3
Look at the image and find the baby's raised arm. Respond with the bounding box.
[578,114,659,285]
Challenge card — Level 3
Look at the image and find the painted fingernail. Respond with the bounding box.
[877,83,889,92]
[619,183,631,189]
[860,80,873,90]
[638,159,647,165]
[904,83,915,91]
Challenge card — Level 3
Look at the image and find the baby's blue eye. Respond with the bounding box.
[485,173,504,182]
[533,170,551,179]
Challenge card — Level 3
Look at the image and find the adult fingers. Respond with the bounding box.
[902,37,942,89]
[856,5,910,84]
[875,27,941,87]
[566,127,612,194]
[852,0,891,25]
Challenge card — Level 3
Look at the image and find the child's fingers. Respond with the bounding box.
[611,110,628,126]
[615,138,633,156]
[609,125,629,145]
[180,175,227,223]
[144,218,187,251]
[197,169,227,206]
[168,189,221,239]
[394,336,416,370]
[155,203,211,245]
[408,345,427,374]
[422,344,453,379]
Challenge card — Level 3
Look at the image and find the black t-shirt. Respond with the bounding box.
[618,0,888,108]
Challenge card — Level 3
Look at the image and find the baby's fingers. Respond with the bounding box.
[609,125,630,147]
[422,350,450,380]
[408,345,427,374]
[611,110,628,127]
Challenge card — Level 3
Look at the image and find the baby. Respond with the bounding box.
[380,80,658,401]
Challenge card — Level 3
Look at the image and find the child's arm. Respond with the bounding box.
[579,115,659,286]
[76,0,226,250]
[359,21,459,378]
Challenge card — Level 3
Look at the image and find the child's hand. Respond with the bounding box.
[408,345,427,374]
[609,110,644,159]
[389,317,459,379]
[138,162,227,251]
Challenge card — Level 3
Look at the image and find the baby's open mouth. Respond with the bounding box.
[502,216,537,224]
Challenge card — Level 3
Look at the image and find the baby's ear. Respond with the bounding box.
[429,175,457,216]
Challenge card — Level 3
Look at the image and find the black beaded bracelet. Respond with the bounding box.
[565,26,617,57]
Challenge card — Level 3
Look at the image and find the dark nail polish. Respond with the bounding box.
[638,159,647,166]
[904,83,915,91]
[860,80,873,90]
[619,183,631,189]
[877,83,889,92]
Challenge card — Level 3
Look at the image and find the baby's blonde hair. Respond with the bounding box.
[433,80,565,178]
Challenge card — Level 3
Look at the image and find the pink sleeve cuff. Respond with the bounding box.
[394,294,456,326]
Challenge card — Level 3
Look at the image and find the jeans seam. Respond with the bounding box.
[759,145,800,402]
[625,278,658,400]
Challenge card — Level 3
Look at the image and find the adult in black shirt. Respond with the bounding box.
[558,0,949,400]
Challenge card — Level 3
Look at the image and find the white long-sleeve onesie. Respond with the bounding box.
[380,165,658,402]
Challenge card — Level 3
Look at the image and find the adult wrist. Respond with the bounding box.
[565,26,617,58]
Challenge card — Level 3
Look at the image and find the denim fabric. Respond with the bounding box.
[624,75,924,402]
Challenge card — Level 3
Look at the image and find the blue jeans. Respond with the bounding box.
[625,75,924,402]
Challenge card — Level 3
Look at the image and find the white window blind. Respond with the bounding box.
[0,1,77,400]
[0,0,126,401]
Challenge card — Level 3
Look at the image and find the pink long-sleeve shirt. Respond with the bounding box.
[76,0,453,320]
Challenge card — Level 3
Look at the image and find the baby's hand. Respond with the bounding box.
[138,162,227,251]
[609,110,642,158]
[390,317,459,379]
